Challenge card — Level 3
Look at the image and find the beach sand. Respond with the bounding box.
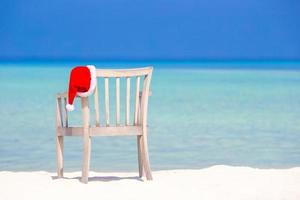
[1,165,300,200]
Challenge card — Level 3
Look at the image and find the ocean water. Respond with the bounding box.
[0,61,300,172]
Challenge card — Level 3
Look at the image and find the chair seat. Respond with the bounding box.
[57,125,143,137]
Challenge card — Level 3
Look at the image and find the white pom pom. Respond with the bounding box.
[66,104,75,112]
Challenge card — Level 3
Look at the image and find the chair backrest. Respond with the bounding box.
[92,67,153,127]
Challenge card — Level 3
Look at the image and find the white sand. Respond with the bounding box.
[1,165,300,200]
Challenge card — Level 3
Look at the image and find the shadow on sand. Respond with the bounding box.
[51,175,144,182]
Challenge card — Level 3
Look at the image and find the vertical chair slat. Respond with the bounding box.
[57,98,64,127]
[126,77,130,125]
[56,98,61,127]
[63,97,68,127]
[134,76,140,125]
[94,85,100,127]
[104,78,110,126]
[116,78,120,126]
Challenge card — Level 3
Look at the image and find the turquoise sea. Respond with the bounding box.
[0,61,300,172]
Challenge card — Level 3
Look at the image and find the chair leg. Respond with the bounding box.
[140,129,153,180]
[81,133,91,184]
[56,136,64,178]
[137,135,144,177]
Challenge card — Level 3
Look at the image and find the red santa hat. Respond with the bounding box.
[66,65,97,112]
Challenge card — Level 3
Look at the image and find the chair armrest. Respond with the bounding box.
[56,92,68,98]
[139,91,152,97]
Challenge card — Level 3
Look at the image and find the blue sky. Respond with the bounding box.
[0,0,300,60]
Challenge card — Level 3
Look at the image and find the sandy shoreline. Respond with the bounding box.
[1,165,300,200]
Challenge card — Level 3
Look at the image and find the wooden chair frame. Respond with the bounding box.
[55,67,153,183]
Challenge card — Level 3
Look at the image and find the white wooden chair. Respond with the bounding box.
[55,67,153,183]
